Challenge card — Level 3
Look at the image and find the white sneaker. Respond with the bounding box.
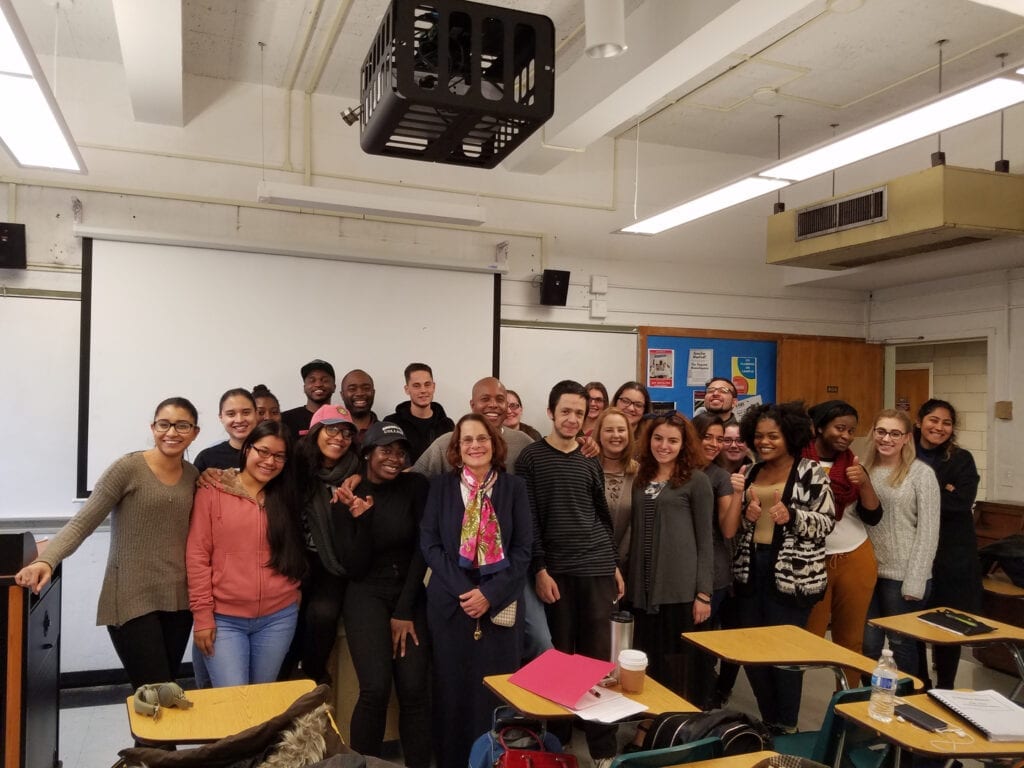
[594,758,616,768]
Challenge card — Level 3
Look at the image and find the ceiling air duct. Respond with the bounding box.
[357,0,555,169]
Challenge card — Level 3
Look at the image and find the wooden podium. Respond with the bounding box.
[1,533,61,768]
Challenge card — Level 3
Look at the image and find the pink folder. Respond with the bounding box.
[508,649,616,708]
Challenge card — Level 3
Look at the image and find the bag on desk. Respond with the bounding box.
[641,709,770,756]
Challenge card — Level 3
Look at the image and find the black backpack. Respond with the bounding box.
[642,709,771,756]
[979,534,1024,587]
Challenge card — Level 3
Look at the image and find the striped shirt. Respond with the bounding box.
[515,438,617,577]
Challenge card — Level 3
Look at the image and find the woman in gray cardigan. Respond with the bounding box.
[626,412,714,703]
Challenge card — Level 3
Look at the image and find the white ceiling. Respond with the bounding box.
[10,0,1024,288]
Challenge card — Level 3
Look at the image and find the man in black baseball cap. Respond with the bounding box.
[281,359,337,436]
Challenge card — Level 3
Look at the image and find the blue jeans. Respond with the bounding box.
[521,584,553,662]
[203,602,299,687]
[863,577,931,679]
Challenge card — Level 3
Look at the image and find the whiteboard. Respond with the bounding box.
[82,239,497,494]
[0,297,81,519]
[499,325,638,430]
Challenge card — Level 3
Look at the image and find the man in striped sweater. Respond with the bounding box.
[515,379,624,766]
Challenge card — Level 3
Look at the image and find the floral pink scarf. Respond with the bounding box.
[458,467,507,574]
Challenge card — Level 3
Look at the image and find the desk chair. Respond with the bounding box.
[608,737,722,768]
[773,680,914,768]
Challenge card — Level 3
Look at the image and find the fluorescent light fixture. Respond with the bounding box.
[0,0,85,172]
[257,181,487,227]
[620,177,789,235]
[761,77,1024,182]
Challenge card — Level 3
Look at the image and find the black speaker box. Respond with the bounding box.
[0,222,27,269]
[540,269,570,306]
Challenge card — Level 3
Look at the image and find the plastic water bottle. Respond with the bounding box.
[868,649,898,722]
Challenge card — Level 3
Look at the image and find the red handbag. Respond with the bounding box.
[496,728,579,768]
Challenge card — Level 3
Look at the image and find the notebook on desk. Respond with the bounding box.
[917,609,995,636]
[927,689,1024,742]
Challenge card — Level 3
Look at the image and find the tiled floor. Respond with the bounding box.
[58,651,1018,768]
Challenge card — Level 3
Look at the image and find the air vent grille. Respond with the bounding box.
[796,187,887,239]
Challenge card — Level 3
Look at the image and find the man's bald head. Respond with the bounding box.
[470,377,508,425]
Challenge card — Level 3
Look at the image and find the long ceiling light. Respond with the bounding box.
[0,0,85,172]
[257,181,487,227]
[621,67,1024,236]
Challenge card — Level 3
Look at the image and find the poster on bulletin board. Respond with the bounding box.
[645,334,777,419]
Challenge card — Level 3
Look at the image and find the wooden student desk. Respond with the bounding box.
[681,752,780,768]
[868,607,1024,701]
[483,674,699,719]
[983,574,1024,599]
[836,692,1024,760]
[680,624,923,691]
[126,679,316,745]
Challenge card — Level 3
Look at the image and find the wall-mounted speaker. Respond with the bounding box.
[540,269,570,306]
[0,223,27,270]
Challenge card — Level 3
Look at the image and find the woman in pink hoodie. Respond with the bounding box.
[187,420,307,686]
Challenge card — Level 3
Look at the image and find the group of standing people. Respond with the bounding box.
[14,358,981,762]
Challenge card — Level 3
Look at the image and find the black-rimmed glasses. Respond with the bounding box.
[153,420,196,435]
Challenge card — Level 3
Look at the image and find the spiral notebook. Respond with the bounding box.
[927,689,1024,742]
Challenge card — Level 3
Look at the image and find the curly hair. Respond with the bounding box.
[739,401,812,457]
[636,413,705,487]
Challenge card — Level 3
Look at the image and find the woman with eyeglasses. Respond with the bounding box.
[860,409,940,678]
[194,387,259,472]
[595,407,638,566]
[732,402,835,734]
[803,400,882,688]
[16,398,202,691]
[187,420,306,687]
[288,403,361,684]
[627,413,715,702]
[502,389,542,442]
[716,422,752,473]
[914,399,981,688]
[420,414,532,768]
[611,381,652,438]
[582,381,610,436]
[335,422,432,768]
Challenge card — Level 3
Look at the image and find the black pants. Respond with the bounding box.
[107,609,193,690]
[302,559,347,684]
[544,573,618,760]
[635,602,712,707]
[343,577,431,768]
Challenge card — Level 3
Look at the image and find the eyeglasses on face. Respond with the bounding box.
[323,424,355,438]
[617,396,645,411]
[588,396,606,404]
[873,428,906,441]
[250,445,287,463]
[153,420,196,435]
[460,435,492,446]
[721,437,744,445]
[705,386,735,396]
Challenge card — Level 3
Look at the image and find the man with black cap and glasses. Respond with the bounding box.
[281,359,337,436]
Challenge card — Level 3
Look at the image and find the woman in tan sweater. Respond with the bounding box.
[15,397,201,689]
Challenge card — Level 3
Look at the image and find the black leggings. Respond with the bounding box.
[107,610,193,690]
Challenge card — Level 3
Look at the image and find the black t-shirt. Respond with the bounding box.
[194,440,241,473]
[281,405,314,437]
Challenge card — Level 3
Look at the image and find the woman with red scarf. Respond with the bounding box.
[803,400,882,687]
[420,414,533,768]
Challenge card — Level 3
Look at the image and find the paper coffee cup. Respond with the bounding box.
[618,649,648,693]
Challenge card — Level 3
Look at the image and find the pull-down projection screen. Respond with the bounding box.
[79,238,498,496]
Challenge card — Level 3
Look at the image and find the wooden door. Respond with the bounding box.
[895,367,931,419]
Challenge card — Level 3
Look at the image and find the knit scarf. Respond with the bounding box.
[803,441,857,520]
[458,467,507,574]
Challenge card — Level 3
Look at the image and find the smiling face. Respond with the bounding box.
[303,369,336,407]
[700,423,725,462]
[458,419,494,474]
[504,394,522,428]
[722,424,747,463]
[873,416,911,461]
[918,406,954,450]
[587,388,607,420]
[341,371,375,416]
[615,387,646,427]
[316,423,354,467]
[220,395,257,447]
[704,381,735,415]
[243,435,287,484]
[405,370,435,409]
[256,396,282,423]
[549,393,587,441]
[753,417,789,463]
[151,405,200,459]
[470,378,508,426]
[598,412,630,459]
[365,443,408,484]
[651,423,683,468]
[818,414,857,455]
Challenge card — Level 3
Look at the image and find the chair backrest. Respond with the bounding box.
[609,737,723,768]
[815,686,873,764]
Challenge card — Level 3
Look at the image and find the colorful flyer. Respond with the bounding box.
[647,349,674,388]
[732,356,757,395]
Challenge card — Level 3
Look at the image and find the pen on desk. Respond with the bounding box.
[589,687,602,698]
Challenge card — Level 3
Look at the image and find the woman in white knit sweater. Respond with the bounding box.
[861,409,940,677]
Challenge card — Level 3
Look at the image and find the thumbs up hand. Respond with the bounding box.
[767,489,790,525]
[846,455,868,486]
[730,463,750,494]
[744,485,762,523]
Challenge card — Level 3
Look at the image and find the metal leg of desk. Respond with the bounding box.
[1005,642,1024,702]
[830,666,851,691]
